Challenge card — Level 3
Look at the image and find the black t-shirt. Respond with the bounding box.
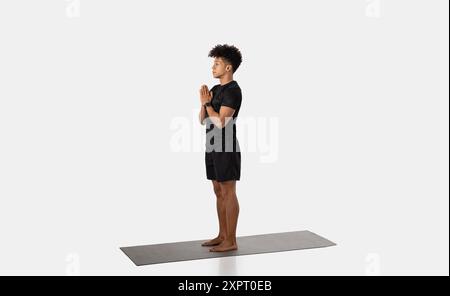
[205,80,242,152]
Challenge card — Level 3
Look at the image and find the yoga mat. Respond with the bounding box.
[120,230,336,266]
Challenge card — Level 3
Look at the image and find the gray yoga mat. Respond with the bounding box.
[120,230,336,266]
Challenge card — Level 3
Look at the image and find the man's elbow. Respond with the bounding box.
[215,121,224,129]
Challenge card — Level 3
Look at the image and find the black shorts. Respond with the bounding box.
[205,151,241,182]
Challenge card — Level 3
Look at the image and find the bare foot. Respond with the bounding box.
[209,240,238,252]
[201,236,225,246]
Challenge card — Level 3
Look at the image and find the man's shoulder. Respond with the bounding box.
[224,82,241,95]
[229,80,240,89]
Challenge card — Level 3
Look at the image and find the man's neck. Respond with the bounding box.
[219,76,234,86]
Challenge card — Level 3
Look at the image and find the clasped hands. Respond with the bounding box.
[199,84,213,106]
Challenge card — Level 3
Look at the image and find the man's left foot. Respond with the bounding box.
[209,241,238,252]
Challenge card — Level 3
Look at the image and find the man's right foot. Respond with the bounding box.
[201,236,225,246]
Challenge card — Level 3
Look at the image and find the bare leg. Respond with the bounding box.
[201,180,228,246]
[210,180,239,252]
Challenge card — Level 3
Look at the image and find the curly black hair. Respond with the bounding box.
[208,44,242,73]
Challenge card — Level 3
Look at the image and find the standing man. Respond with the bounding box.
[198,44,243,252]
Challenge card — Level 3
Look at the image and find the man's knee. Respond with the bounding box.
[214,187,222,197]
[219,181,235,197]
[212,181,222,197]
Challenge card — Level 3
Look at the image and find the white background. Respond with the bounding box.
[0,0,448,275]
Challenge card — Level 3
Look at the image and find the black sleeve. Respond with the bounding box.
[220,87,241,110]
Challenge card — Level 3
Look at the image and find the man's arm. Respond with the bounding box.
[199,104,207,125]
[199,84,235,128]
[205,86,240,129]
[204,105,235,129]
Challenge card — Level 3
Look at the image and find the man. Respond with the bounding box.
[198,44,243,252]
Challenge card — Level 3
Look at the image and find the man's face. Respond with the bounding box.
[212,57,231,78]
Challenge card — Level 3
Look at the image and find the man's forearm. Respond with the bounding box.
[199,104,207,125]
[204,105,223,129]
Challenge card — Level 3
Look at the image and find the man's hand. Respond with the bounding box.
[199,84,213,105]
